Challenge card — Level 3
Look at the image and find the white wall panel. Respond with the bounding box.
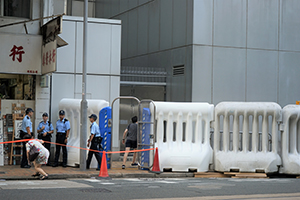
[247,0,279,50]
[192,46,212,103]
[87,75,110,100]
[280,0,300,51]
[279,52,300,107]
[75,22,83,73]
[213,47,246,104]
[75,22,112,74]
[111,25,121,75]
[51,73,75,122]
[57,21,76,73]
[88,23,111,74]
[214,0,246,47]
[75,75,111,101]
[246,50,278,102]
[193,0,213,45]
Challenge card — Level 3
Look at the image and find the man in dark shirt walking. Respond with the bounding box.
[122,116,138,169]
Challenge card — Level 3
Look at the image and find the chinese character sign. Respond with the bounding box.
[0,33,42,74]
[42,40,57,74]
[9,45,25,62]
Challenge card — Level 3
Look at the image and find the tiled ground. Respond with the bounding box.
[0,161,149,179]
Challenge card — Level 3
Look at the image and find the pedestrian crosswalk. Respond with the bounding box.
[0,177,293,191]
[82,178,181,185]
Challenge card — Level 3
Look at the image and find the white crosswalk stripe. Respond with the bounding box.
[83,179,101,182]
[99,182,115,185]
[156,181,177,184]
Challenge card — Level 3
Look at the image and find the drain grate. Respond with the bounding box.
[80,188,112,193]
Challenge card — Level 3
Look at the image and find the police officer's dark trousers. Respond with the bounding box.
[86,138,101,169]
[54,133,67,165]
[20,131,29,167]
[21,141,29,167]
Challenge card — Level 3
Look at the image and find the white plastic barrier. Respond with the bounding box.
[153,101,214,172]
[214,102,282,173]
[280,105,300,174]
[59,99,109,167]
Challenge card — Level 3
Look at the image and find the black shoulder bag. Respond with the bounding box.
[29,144,40,162]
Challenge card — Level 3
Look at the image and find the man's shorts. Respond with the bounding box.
[125,139,137,149]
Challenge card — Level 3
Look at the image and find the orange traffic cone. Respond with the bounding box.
[97,151,110,179]
[151,147,161,173]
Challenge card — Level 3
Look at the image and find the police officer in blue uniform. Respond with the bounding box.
[37,112,54,166]
[86,114,102,170]
[20,108,34,168]
[52,110,70,168]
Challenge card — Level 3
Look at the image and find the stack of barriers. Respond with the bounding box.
[213,102,282,173]
[153,102,214,172]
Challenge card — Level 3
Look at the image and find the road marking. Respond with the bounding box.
[133,192,300,200]
[156,181,177,184]
[83,179,101,182]
[123,178,143,182]
[99,182,115,185]
[0,180,93,190]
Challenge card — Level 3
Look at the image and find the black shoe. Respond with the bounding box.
[21,165,31,168]
[52,164,58,167]
[32,172,40,177]
[46,163,51,166]
[122,165,125,169]
[96,168,100,171]
[40,175,49,180]
[62,164,67,168]
[131,163,138,166]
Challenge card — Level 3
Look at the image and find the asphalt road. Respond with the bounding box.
[1,177,300,200]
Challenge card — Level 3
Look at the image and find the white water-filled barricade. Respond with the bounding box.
[59,99,109,167]
[153,102,214,172]
[214,102,282,173]
[280,105,300,174]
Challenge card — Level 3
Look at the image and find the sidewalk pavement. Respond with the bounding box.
[0,161,194,180]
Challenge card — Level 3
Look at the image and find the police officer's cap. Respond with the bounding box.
[89,114,97,120]
[26,108,34,114]
[59,110,65,115]
[42,112,48,117]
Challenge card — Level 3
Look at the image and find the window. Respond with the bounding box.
[0,0,30,18]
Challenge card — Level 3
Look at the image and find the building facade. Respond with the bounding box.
[93,0,300,107]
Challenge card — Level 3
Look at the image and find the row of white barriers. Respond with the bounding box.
[153,101,300,174]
